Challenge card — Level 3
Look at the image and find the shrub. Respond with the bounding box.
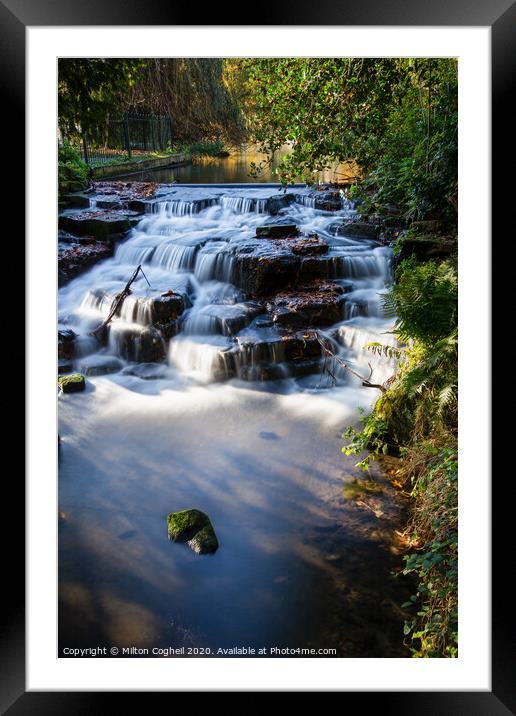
[58,142,89,196]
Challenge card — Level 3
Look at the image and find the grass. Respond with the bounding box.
[85,139,227,169]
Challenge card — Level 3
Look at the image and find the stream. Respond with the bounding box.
[58,184,410,657]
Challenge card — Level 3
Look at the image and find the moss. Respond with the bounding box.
[58,373,85,393]
[167,508,218,554]
[167,508,209,541]
[187,524,219,555]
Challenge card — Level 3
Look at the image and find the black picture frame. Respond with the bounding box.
[4,0,510,709]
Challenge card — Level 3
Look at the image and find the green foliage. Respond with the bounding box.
[384,258,458,344]
[344,258,458,461]
[401,446,458,657]
[58,141,89,196]
[128,59,246,143]
[58,59,146,138]
[240,58,457,224]
[342,256,458,658]
[342,410,391,471]
[188,139,225,157]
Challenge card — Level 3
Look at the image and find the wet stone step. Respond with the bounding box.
[330,221,382,240]
[108,324,167,363]
[58,210,141,239]
[265,281,349,327]
[58,242,114,286]
[58,230,98,245]
[256,224,299,238]
[182,302,263,337]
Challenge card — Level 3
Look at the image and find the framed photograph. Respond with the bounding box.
[4,0,510,708]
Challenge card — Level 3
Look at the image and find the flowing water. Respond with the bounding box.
[58,185,410,657]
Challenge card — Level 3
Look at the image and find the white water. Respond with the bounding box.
[59,186,395,385]
[58,186,406,656]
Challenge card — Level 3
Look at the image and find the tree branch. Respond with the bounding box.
[315,332,387,392]
[91,264,149,339]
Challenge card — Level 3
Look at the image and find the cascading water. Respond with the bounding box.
[58,184,408,658]
[59,186,396,383]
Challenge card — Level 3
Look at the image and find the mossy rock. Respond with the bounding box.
[58,373,85,394]
[167,508,219,555]
[396,233,456,261]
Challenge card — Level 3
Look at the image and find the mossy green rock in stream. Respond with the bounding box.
[167,509,219,555]
[58,373,85,394]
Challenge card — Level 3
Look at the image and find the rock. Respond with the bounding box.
[62,192,91,208]
[256,224,299,239]
[167,508,219,555]
[284,235,329,256]
[290,358,324,378]
[151,293,186,323]
[332,221,381,240]
[313,190,343,211]
[95,197,126,210]
[58,241,113,286]
[231,247,300,296]
[396,233,456,261]
[58,230,96,245]
[58,358,74,374]
[120,363,169,380]
[58,328,77,359]
[265,193,296,215]
[183,302,262,337]
[127,199,151,213]
[265,281,347,327]
[78,355,124,376]
[91,180,158,200]
[226,328,323,381]
[58,373,85,393]
[187,525,219,555]
[58,210,140,240]
[200,235,345,297]
[108,325,166,363]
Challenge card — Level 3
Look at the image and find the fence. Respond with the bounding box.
[73,113,175,166]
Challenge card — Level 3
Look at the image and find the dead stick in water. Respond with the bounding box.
[315,333,387,393]
[91,264,146,337]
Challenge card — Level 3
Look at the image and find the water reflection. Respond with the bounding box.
[59,378,411,657]
[114,147,358,185]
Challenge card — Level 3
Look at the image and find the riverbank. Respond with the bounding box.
[343,216,458,658]
[90,152,191,180]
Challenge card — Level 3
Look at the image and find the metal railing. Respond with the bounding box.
[72,113,175,166]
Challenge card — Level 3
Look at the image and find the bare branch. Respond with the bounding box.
[315,332,387,393]
[91,264,145,339]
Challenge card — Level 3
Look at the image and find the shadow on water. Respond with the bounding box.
[58,377,412,658]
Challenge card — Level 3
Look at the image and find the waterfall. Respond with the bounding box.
[151,198,218,216]
[220,196,268,213]
[59,185,394,385]
[295,195,316,208]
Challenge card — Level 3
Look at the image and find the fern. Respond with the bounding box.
[364,341,404,360]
